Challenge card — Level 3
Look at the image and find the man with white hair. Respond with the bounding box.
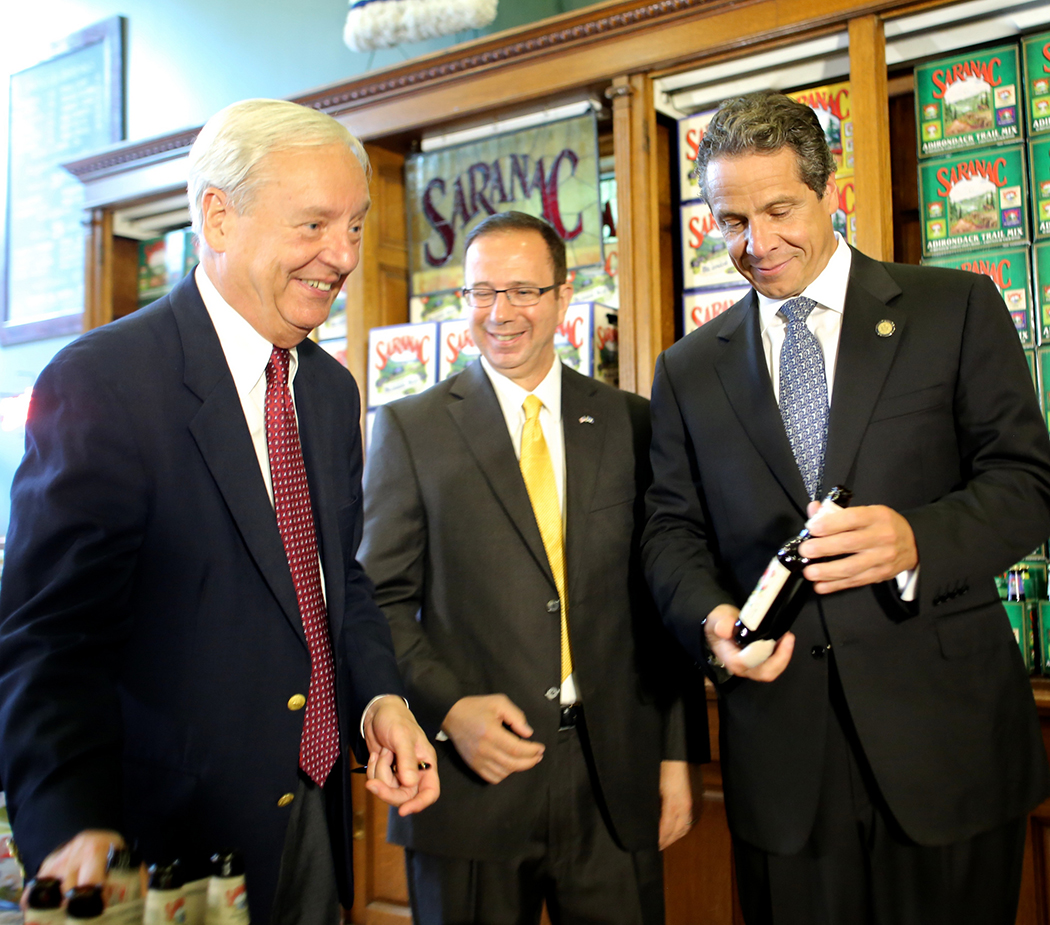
[0,99,438,925]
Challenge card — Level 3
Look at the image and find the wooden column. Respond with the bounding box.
[344,143,410,432]
[848,14,894,261]
[84,208,113,331]
[612,72,669,398]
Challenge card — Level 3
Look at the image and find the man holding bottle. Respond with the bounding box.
[643,90,1050,924]
[361,211,705,925]
[0,99,437,925]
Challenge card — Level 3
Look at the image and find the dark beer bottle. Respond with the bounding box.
[64,885,104,921]
[205,850,249,925]
[24,877,64,925]
[733,486,853,666]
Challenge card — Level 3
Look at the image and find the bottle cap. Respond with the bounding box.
[106,845,140,871]
[148,860,184,890]
[65,885,105,919]
[25,877,63,910]
[210,850,244,878]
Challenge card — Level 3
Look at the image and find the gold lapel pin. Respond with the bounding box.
[579,415,594,424]
[876,319,896,337]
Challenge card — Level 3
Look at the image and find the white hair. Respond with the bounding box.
[186,98,371,234]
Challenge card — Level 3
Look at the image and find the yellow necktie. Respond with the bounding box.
[520,394,573,683]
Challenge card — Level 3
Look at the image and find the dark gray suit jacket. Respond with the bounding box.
[642,249,1050,855]
[360,361,706,859]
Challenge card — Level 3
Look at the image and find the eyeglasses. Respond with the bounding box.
[461,284,559,308]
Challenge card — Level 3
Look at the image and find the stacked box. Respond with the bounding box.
[593,307,619,388]
[138,229,198,308]
[1004,600,1035,671]
[1026,348,1038,397]
[787,81,854,177]
[677,109,716,204]
[1038,346,1050,431]
[680,202,744,289]
[1030,136,1050,240]
[683,285,750,337]
[834,175,858,247]
[919,143,1028,256]
[1022,32,1050,137]
[553,303,618,386]
[367,322,439,407]
[914,44,1022,159]
[1039,599,1050,674]
[1034,241,1050,340]
[438,319,481,381]
[924,245,1033,344]
[569,262,618,308]
[410,290,466,324]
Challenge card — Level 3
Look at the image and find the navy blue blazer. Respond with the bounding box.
[0,274,404,923]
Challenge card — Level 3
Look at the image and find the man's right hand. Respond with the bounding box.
[706,603,795,681]
[35,830,124,897]
[442,694,545,784]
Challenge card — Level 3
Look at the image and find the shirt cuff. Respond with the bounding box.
[359,694,410,738]
[896,566,920,602]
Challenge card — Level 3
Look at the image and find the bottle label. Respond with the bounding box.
[738,557,792,631]
[25,911,65,925]
[144,889,186,925]
[205,877,249,925]
[99,898,145,925]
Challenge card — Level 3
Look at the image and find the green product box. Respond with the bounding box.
[1031,137,1050,240]
[1023,32,1050,137]
[915,44,1022,158]
[1037,345,1050,430]
[1026,348,1038,398]
[1004,600,1034,671]
[1034,242,1050,341]
[1039,601,1050,674]
[923,245,1033,344]
[137,229,197,308]
[919,143,1028,257]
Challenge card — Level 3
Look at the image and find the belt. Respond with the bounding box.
[558,703,582,730]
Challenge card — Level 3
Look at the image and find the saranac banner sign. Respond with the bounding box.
[406,112,603,295]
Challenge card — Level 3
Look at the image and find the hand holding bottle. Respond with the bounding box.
[798,502,918,594]
[705,604,796,681]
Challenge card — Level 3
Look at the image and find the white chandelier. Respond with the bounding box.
[344,0,499,52]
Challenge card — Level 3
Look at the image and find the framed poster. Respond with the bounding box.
[2,17,125,344]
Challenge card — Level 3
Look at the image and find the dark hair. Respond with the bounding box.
[462,211,567,285]
[696,90,836,201]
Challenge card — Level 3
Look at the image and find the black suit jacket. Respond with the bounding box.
[359,361,706,859]
[642,249,1050,855]
[0,275,404,923]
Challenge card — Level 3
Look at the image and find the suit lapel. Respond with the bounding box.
[561,367,604,598]
[448,362,556,590]
[172,276,306,645]
[714,294,809,514]
[294,343,347,640]
[823,250,906,490]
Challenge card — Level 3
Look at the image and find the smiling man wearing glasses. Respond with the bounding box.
[359,211,706,925]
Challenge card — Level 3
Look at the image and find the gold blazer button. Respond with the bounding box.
[277,793,295,808]
[287,694,306,711]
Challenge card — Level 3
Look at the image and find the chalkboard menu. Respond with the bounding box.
[2,17,124,344]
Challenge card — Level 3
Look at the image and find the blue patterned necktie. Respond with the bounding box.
[778,296,828,500]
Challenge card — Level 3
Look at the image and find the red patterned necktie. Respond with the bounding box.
[265,346,339,786]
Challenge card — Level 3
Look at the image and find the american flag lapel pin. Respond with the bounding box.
[579,415,595,424]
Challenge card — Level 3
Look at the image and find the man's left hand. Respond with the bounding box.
[798,503,918,594]
[362,695,440,816]
[657,760,699,850]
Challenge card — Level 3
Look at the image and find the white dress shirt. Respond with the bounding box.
[480,356,579,705]
[195,265,392,733]
[752,236,918,600]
